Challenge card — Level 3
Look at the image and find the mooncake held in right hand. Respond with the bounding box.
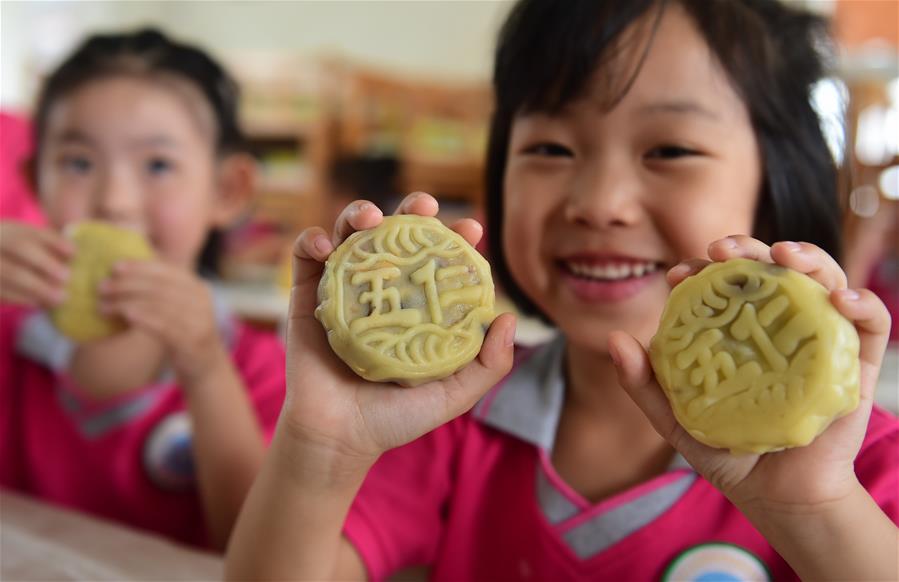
[650,258,860,454]
[316,214,496,386]
[51,222,154,342]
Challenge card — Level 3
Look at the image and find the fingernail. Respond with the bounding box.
[314,236,332,255]
[57,267,70,282]
[608,342,622,368]
[721,237,738,249]
[668,263,691,278]
[840,289,860,301]
[356,202,373,214]
[503,319,516,347]
[781,241,801,252]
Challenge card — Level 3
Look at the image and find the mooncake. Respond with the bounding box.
[316,215,496,385]
[51,222,154,342]
[650,258,860,454]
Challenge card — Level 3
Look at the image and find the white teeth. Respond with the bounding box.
[567,261,658,281]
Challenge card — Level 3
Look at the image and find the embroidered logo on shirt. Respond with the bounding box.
[662,542,771,582]
[143,411,196,491]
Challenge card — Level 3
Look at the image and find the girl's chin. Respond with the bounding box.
[554,312,657,350]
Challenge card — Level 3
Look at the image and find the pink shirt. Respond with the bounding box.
[0,304,285,548]
[0,112,43,225]
[344,337,899,581]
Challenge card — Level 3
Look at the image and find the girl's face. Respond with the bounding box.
[503,4,762,351]
[38,76,227,269]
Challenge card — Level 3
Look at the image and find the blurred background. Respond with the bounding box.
[2,1,897,359]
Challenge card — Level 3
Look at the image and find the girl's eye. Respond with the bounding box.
[147,157,174,176]
[523,142,574,158]
[645,145,700,160]
[60,156,92,175]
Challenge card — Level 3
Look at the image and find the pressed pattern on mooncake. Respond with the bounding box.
[316,215,496,385]
[51,222,154,342]
[650,258,860,454]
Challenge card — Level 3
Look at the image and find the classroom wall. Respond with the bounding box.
[1,0,513,110]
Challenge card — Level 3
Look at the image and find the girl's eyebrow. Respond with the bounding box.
[56,129,95,145]
[637,100,720,121]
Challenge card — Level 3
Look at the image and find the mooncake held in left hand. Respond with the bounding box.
[51,222,154,342]
[316,215,496,386]
[650,258,860,454]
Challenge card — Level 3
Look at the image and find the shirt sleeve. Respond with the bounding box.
[343,419,465,581]
[230,324,286,443]
[0,306,31,489]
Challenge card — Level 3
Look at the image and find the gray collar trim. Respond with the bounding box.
[473,336,692,472]
[473,335,567,452]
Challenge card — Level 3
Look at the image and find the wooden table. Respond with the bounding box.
[1,491,222,581]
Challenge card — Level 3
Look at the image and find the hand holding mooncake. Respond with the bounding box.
[609,236,891,508]
[52,222,154,341]
[283,194,515,461]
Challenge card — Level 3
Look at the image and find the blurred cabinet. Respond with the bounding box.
[221,54,491,286]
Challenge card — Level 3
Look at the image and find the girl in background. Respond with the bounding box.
[0,29,285,550]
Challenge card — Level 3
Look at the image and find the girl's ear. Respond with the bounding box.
[211,152,256,227]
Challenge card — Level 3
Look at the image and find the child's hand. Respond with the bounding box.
[0,221,73,307]
[283,192,516,465]
[609,235,891,513]
[98,260,225,386]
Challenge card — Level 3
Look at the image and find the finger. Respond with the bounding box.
[100,260,186,302]
[608,331,714,461]
[33,227,76,260]
[0,285,41,307]
[394,192,439,217]
[2,240,71,284]
[771,241,847,291]
[666,259,710,287]
[290,227,332,321]
[332,200,384,247]
[707,235,773,264]
[449,218,484,248]
[0,261,67,307]
[108,298,170,337]
[831,288,891,378]
[431,313,516,418]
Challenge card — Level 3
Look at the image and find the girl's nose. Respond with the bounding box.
[94,167,142,225]
[563,158,643,229]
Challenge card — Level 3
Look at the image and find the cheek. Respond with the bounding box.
[147,200,210,263]
[660,168,759,260]
[501,174,554,297]
[41,186,93,230]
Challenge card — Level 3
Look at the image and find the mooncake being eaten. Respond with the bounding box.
[51,222,154,342]
[316,215,496,385]
[649,258,860,454]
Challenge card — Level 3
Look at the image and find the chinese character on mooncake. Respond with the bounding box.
[51,222,154,342]
[650,258,860,454]
[316,215,496,386]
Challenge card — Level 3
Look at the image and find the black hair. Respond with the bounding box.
[486,0,843,319]
[32,28,247,276]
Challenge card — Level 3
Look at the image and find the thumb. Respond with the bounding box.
[437,312,517,417]
[608,331,682,445]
